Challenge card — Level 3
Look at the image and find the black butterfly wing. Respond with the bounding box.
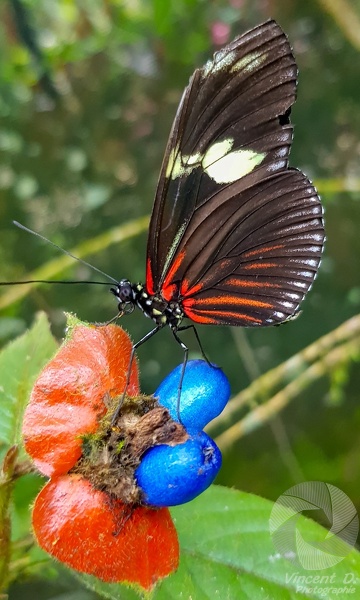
[146,21,297,293]
[146,20,324,326]
[181,168,324,326]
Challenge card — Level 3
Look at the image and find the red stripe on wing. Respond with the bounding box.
[183,305,263,325]
[224,278,281,289]
[183,294,274,310]
[146,257,155,295]
[181,280,203,297]
[181,271,282,303]
[161,251,186,300]
[242,244,285,258]
[243,262,278,270]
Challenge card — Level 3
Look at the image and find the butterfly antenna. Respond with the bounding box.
[13,220,118,284]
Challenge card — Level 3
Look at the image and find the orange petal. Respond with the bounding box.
[23,324,139,476]
[33,475,179,590]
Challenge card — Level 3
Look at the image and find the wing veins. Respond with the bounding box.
[181,59,296,154]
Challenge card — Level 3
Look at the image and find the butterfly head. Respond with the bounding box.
[111,279,137,315]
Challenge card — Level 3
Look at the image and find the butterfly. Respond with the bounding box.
[112,20,324,356]
[7,20,324,418]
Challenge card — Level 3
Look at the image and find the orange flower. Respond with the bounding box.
[23,323,139,477]
[23,320,179,590]
[33,475,178,590]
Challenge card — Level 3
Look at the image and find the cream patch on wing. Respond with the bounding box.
[166,138,266,184]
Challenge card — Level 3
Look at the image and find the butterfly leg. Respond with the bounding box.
[102,311,123,325]
[171,328,189,422]
[177,324,213,367]
[111,324,163,426]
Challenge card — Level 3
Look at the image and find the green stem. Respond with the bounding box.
[215,336,359,452]
[0,446,18,593]
[208,314,360,450]
[317,0,360,50]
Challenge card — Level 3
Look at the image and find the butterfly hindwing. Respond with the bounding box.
[181,168,323,326]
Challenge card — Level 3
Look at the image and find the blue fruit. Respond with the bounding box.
[155,359,230,431]
[135,431,222,507]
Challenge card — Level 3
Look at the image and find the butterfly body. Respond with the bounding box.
[113,280,184,329]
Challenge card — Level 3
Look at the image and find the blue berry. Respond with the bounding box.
[155,359,230,431]
[135,431,222,507]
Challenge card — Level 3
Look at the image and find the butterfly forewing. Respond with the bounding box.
[146,20,324,327]
[147,21,298,289]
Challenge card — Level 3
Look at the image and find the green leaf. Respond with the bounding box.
[165,486,360,599]
[0,312,58,463]
[12,472,44,540]
[75,486,360,599]
[78,575,143,600]
[0,314,57,589]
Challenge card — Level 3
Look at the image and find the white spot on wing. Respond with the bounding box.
[166,144,202,179]
[203,50,237,76]
[202,139,233,168]
[267,160,288,172]
[162,221,188,276]
[276,147,288,158]
[166,138,266,184]
[165,147,178,178]
[203,148,266,183]
[305,258,319,269]
[292,280,309,289]
[230,50,268,74]
[279,301,294,309]
[272,311,286,320]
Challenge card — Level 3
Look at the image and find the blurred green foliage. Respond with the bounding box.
[1,0,360,597]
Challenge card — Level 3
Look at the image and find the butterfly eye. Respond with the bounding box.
[117,280,134,303]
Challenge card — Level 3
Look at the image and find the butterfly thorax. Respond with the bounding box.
[112,279,184,329]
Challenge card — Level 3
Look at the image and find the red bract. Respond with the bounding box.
[33,475,179,590]
[22,321,179,589]
[23,323,139,477]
